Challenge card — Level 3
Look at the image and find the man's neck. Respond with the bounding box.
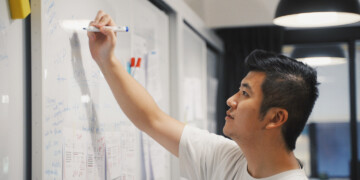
[236,139,300,178]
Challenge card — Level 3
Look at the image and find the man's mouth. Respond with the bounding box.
[226,111,234,120]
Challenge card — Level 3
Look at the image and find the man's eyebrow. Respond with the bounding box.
[241,83,253,93]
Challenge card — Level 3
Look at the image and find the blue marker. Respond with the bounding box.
[127,61,131,74]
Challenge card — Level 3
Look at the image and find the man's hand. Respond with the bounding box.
[88,10,117,66]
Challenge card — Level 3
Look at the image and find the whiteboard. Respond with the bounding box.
[31,0,170,179]
[0,1,26,180]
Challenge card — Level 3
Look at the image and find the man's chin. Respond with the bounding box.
[222,125,230,137]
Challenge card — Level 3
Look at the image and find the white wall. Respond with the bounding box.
[183,0,206,20]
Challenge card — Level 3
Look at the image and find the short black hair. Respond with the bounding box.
[245,49,319,151]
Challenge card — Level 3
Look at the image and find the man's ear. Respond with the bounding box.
[264,108,288,130]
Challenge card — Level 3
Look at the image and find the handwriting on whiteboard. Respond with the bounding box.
[0,18,6,32]
[63,129,106,180]
[0,54,8,62]
[44,0,58,35]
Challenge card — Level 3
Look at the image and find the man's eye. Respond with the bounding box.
[242,91,249,97]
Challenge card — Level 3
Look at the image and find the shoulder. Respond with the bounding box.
[180,125,239,152]
[179,125,247,179]
[264,169,309,180]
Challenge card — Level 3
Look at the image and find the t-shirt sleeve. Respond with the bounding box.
[179,125,243,179]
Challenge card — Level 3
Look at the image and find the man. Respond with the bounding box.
[88,10,318,179]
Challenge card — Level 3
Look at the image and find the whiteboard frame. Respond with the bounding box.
[31,0,44,179]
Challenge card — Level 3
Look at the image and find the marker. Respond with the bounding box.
[130,57,136,76]
[127,61,131,74]
[135,58,142,68]
[132,58,142,77]
[83,26,129,32]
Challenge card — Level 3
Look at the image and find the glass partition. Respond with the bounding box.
[355,41,360,178]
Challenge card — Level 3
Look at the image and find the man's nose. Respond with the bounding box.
[226,95,237,108]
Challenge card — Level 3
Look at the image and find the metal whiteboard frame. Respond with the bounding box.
[31,0,44,179]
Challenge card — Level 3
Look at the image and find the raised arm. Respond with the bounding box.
[87,10,185,157]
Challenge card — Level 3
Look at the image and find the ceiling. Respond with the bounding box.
[183,0,360,29]
[183,0,280,28]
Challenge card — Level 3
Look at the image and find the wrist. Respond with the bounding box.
[98,55,118,72]
[97,54,116,66]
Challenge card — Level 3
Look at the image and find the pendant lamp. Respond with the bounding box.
[291,44,346,66]
[274,0,360,28]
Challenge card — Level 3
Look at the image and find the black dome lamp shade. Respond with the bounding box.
[291,44,346,66]
[274,0,360,28]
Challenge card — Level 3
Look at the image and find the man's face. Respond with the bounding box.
[223,71,267,143]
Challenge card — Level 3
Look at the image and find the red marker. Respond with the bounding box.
[133,58,142,77]
[131,57,135,67]
[136,58,142,67]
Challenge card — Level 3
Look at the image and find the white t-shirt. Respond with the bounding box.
[179,125,308,180]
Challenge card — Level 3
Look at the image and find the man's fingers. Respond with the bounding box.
[87,21,96,40]
[98,14,114,26]
[94,10,105,24]
[100,27,116,44]
[89,21,95,26]
[89,11,117,40]
[87,32,96,41]
[93,11,116,29]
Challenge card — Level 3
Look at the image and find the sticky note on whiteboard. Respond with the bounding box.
[9,0,31,19]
